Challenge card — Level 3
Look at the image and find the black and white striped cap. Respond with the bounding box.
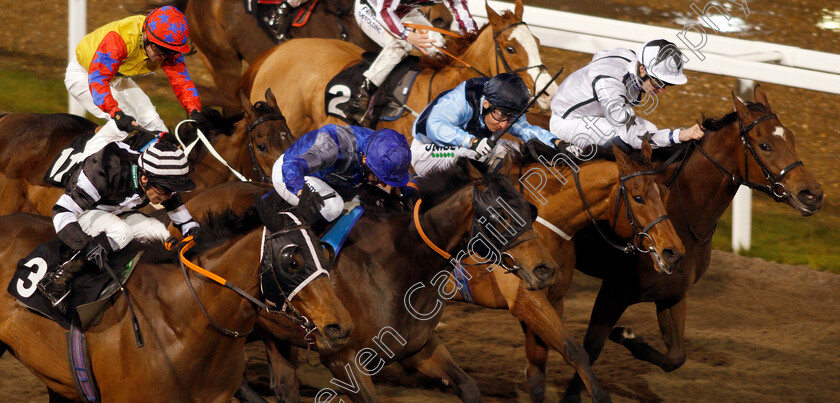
[138,141,195,192]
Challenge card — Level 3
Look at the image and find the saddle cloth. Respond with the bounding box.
[324,53,423,126]
[7,238,139,330]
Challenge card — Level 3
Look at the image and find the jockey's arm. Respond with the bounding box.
[421,85,475,148]
[442,0,478,33]
[371,0,409,39]
[593,76,681,148]
[87,31,128,117]
[162,195,200,237]
[509,116,560,148]
[280,132,340,194]
[161,55,202,114]
[618,116,682,149]
[52,156,109,250]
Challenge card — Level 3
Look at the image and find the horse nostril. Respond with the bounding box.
[323,323,349,340]
[662,249,681,265]
[533,264,554,280]
[798,189,823,204]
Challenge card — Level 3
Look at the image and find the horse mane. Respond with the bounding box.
[186,206,263,256]
[414,158,488,212]
[420,10,517,71]
[701,101,767,132]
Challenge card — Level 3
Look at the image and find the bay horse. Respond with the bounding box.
[242,0,557,137]
[546,86,823,401]
[240,157,559,401]
[0,180,352,401]
[0,88,291,216]
[245,142,685,402]
[151,0,450,111]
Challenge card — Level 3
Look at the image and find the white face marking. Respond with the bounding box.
[773,126,785,139]
[507,25,556,110]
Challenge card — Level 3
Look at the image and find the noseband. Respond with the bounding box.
[246,113,286,183]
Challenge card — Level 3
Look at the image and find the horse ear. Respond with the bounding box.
[485,1,501,27]
[240,90,256,121]
[640,136,653,163]
[265,88,280,111]
[514,0,524,20]
[753,84,772,111]
[731,90,753,124]
[466,158,484,181]
[611,142,633,172]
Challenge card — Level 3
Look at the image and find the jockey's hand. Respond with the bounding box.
[189,110,211,130]
[183,225,200,239]
[86,233,115,268]
[113,111,138,133]
[405,29,434,56]
[469,137,494,157]
[679,124,705,142]
[296,186,326,225]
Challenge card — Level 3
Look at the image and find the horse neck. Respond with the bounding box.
[671,125,745,235]
[428,30,498,95]
[520,160,619,235]
[411,188,475,278]
[202,125,252,181]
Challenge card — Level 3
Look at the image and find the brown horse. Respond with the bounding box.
[0,89,291,216]
[243,0,557,137]
[0,181,352,401]
[154,0,451,111]
[540,86,823,401]
[242,158,559,401]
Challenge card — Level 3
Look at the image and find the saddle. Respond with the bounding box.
[7,238,140,330]
[325,53,423,127]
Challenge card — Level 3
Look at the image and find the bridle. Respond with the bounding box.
[571,166,672,254]
[246,113,286,183]
[694,112,803,200]
[493,21,549,94]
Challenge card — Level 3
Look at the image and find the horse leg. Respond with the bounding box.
[522,321,549,403]
[609,295,688,372]
[510,291,609,403]
[564,283,630,403]
[264,336,301,402]
[234,376,268,403]
[323,348,378,403]
[398,333,481,403]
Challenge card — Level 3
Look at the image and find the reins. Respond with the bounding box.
[403,23,490,78]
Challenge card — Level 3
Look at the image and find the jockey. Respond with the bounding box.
[272,124,413,225]
[411,73,562,176]
[65,6,207,159]
[342,0,478,123]
[38,141,200,307]
[549,38,704,154]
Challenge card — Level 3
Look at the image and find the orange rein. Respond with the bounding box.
[413,198,451,259]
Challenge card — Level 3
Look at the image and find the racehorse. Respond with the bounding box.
[0,181,352,401]
[230,157,559,401]
[549,86,824,401]
[151,0,450,111]
[0,88,291,216]
[242,0,557,137]
[258,140,686,402]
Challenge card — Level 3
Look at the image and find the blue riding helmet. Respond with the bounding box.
[483,73,531,115]
[364,129,411,188]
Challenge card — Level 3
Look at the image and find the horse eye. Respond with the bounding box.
[759,143,772,152]
[506,46,516,54]
[280,246,304,272]
[633,195,645,204]
[257,144,268,152]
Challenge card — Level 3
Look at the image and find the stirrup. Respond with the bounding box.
[37,281,71,310]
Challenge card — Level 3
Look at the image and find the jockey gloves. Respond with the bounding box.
[138,142,196,192]
[144,6,191,54]
[484,73,531,115]
[636,39,687,86]
[365,129,411,187]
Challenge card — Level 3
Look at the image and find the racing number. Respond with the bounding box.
[327,84,351,118]
[16,257,48,298]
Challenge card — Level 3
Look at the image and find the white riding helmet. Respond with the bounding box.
[636,39,688,85]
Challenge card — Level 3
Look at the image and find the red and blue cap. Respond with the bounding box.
[144,6,191,54]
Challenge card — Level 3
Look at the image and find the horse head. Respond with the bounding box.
[729,85,823,215]
[612,140,684,274]
[484,0,556,111]
[417,158,557,290]
[240,88,294,182]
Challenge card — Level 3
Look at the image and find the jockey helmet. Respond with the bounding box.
[138,141,196,192]
[364,129,411,188]
[483,73,531,115]
[636,39,687,85]
[144,6,191,54]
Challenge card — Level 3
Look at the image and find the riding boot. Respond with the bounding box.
[262,2,294,41]
[343,78,378,125]
[37,254,86,313]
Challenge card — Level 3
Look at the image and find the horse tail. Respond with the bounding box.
[239,49,275,98]
[136,0,188,14]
